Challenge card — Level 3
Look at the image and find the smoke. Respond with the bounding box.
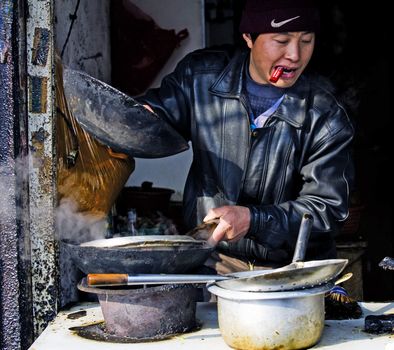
[55,198,107,243]
[1,154,106,245]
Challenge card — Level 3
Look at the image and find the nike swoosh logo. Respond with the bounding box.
[271,16,300,28]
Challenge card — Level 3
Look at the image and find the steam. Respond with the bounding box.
[55,198,107,243]
[0,155,27,226]
[0,154,106,244]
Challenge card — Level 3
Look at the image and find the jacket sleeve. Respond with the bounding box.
[245,106,355,260]
[137,57,193,142]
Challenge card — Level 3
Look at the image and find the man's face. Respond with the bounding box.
[243,32,315,87]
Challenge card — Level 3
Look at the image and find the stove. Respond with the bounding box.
[30,302,222,350]
[77,279,200,341]
[29,301,394,350]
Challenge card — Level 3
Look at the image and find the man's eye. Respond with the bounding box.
[275,40,289,44]
[301,39,312,44]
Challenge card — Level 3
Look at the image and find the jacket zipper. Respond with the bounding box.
[275,142,292,204]
[238,96,252,198]
[257,127,274,202]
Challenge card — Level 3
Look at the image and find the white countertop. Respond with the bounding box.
[29,302,394,350]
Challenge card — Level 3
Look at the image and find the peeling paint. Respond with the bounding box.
[28,75,48,113]
[32,27,50,66]
[27,0,58,339]
[30,127,49,163]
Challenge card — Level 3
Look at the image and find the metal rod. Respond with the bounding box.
[292,213,314,263]
[87,273,228,287]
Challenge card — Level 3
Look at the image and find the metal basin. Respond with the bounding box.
[208,283,333,350]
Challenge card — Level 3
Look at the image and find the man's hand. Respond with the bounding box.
[203,205,251,247]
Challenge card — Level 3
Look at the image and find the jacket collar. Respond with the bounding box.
[209,49,247,98]
[274,78,310,128]
[210,49,311,128]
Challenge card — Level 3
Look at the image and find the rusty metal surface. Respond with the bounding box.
[27,0,58,338]
[0,2,24,350]
[78,279,198,339]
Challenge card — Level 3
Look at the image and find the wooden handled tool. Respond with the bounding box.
[87,273,129,286]
[87,273,228,287]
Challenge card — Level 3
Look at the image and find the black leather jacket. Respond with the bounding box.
[139,46,354,262]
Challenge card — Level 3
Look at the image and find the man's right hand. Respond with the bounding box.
[203,205,251,247]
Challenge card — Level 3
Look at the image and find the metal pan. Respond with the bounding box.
[61,235,214,275]
[218,258,348,292]
[62,68,189,158]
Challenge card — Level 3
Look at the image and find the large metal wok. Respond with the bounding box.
[62,235,214,274]
[84,214,348,291]
[62,68,189,158]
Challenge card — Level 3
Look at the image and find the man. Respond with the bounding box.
[138,0,354,273]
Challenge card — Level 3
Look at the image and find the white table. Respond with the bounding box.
[29,302,394,350]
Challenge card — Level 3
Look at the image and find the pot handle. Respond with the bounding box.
[292,213,314,263]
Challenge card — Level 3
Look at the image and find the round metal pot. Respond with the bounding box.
[208,283,332,350]
[78,279,199,339]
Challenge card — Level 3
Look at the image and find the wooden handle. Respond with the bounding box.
[87,273,128,286]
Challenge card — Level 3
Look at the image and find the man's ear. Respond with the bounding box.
[242,33,253,49]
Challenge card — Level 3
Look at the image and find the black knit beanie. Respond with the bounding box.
[239,0,320,34]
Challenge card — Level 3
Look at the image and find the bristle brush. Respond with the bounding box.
[327,272,353,303]
[325,272,363,319]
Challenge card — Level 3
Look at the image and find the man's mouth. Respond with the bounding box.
[275,66,298,80]
[282,66,297,72]
[270,66,298,82]
[280,66,298,76]
[269,66,284,82]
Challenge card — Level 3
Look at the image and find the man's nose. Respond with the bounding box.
[284,42,301,61]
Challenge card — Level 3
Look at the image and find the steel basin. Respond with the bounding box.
[208,283,333,350]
